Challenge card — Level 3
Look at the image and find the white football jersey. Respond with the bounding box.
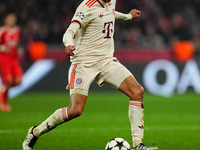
[70,0,117,63]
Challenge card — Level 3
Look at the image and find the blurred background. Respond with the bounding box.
[0,0,200,97]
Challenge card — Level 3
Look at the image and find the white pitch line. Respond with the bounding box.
[145,125,200,131]
[0,125,199,134]
[0,129,24,134]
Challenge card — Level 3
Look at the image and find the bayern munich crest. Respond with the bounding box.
[76,78,82,85]
[76,12,84,20]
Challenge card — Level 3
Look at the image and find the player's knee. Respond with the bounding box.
[4,81,12,88]
[73,109,83,118]
[15,80,21,85]
[74,108,83,117]
[69,106,83,118]
[129,85,144,100]
[13,78,22,86]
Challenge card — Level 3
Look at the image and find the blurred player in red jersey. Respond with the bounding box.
[0,13,23,112]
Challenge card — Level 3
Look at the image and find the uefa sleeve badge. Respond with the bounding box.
[76,12,85,20]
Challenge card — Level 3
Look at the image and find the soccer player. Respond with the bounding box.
[0,13,23,112]
[23,0,158,150]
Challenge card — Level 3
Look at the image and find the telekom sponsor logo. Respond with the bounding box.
[102,21,113,39]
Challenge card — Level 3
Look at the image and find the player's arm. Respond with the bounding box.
[115,9,141,20]
[63,22,80,56]
[0,30,11,53]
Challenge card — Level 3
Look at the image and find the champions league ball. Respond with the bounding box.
[105,138,131,150]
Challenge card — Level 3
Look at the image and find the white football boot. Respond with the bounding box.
[23,126,38,150]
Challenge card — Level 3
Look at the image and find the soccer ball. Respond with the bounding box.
[105,138,131,150]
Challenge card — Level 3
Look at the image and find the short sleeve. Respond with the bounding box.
[71,2,92,28]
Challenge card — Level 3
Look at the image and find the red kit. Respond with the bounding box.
[0,26,23,83]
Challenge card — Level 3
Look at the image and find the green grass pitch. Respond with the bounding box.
[0,92,200,150]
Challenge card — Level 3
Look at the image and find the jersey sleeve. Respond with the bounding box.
[71,2,93,28]
[63,22,80,47]
[115,11,132,20]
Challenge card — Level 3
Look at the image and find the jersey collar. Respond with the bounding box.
[97,0,106,8]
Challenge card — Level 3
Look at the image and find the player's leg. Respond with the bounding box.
[0,60,13,112]
[23,62,98,149]
[102,62,158,150]
[0,57,22,111]
[103,66,144,146]
[34,94,87,136]
[119,74,158,150]
[12,58,23,87]
[118,75,144,146]
[23,94,87,150]
[0,82,11,111]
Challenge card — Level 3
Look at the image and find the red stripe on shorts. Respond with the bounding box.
[69,64,77,89]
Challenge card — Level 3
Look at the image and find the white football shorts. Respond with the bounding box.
[67,58,132,96]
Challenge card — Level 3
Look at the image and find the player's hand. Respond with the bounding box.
[65,45,76,56]
[129,9,141,19]
[0,45,11,53]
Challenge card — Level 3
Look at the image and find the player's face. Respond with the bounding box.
[5,14,17,28]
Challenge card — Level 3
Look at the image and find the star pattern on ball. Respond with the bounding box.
[105,138,131,150]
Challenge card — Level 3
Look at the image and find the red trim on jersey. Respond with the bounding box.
[69,64,77,89]
[87,0,95,6]
[71,20,82,28]
[85,0,91,5]
[97,0,105,8]
[89,0,97,8]
[85,0,98,8]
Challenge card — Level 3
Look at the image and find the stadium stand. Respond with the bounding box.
[0,0,199,61]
